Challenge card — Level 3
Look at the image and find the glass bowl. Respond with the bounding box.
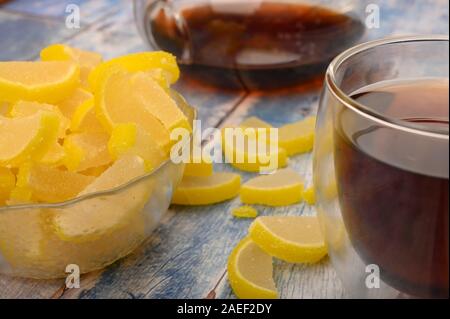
[313,35,449,298]
[0,91,195,279]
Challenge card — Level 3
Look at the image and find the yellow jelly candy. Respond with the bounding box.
[95,67,172,149]
[222,127,287,173]
[108,123,167,172]
[240,168,303,206]
[52,155,151,242]
[57,87,93,119]
[183,154,213,177]
[88,51,179,90]
[0,111,60,166]
[172,172,241,205]
[69,97,105,133]
[78,163,111,177]
[63,131,112,172]
[9,100,70,138]
[0,102,11,116]
[227,237,278,299]
[249,216,327,263]
[40,44,102,89]
[39,142,66,166]
[14,162,94,203]
[0,167,15,204]
[232,206,258,218]
[0,209,47,271]
[278,116,316,156]
[0,61,79,103]
[130,72,191,132]
[302,186,316,205]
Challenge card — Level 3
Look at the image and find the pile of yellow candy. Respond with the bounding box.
[0,44,190,206]
[0,44,191,278]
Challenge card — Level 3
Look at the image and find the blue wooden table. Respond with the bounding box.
[0,0,448,299]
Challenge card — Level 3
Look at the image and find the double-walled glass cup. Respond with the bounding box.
[313,36,449,298]
[134,0,367,89]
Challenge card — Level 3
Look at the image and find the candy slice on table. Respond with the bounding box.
[240,168,303,206]
[69,96,105,133]
[57,87,93,119]
[88,51,179,91]
[13,162,94,203]
[278,116,316,156]
[222,129,287,173]
[0,167,15,204]
[95,67,172,150]
[63,131,112,172]
[183,154,213,177]
[108,123,167,172]
[40,44,103,89]
[51,155,152,243]
[302,186,316,205]
[238,116,282,148]
[0,111,60,166]
[0,61,79,103]
[227,237,278,299]
[172,172,241,205]
[249,216,327,263]
[9,101,70,138]
[231,206,258,219]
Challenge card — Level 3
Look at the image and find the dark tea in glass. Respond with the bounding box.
[335,79,449,298]
[314,36,449,298]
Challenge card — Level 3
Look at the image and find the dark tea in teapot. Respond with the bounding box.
[146,1,365,90]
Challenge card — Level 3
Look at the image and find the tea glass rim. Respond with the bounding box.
[326,34,449,140]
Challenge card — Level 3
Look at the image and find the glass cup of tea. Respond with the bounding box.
[313,35,449,298]
[134,0,366,89]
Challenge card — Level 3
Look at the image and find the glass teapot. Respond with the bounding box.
[134,0,367,89]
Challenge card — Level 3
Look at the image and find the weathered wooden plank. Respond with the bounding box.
[0,1,130,61]
[63,3,146,60]
[0,275,63,299]
[0,11,75,60]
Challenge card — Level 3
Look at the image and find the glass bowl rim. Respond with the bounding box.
[326,34,449,139]
[0,94,196,213]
